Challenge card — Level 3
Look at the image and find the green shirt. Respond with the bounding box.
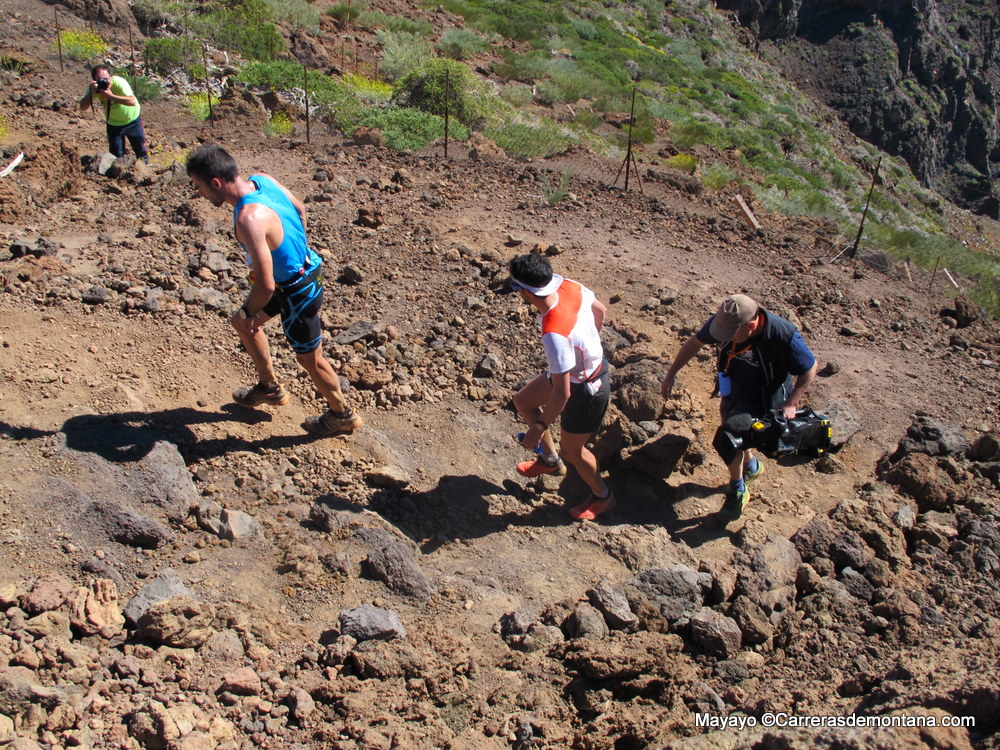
[87,75,141,126]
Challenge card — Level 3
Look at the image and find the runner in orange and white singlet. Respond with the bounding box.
[504,253,614,521]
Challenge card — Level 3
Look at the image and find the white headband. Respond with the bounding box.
[514,273,563,297]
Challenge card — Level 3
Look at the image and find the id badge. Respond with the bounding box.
[717,371,731,397]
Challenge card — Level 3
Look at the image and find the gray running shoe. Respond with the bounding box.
[303,408,363,435]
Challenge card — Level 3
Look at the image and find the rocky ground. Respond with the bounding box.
[2,1,1000,748]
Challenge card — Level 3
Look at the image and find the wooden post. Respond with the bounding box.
[943,268,960,290]
[54,9,64,72]
[624,87,636,191]
[903,260,913,284]
[354,39,358,74]
[127,22,136,78]
[928,257,940,292]
[629,145,644,194]
[734,194,761,229]
[202,45,214,129]
[613,90,639,190]
[86,0,94,33]
[849,156,881,259]
[443,67,449,158]
[304,64,310,144]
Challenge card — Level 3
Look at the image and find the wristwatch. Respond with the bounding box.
[238,305,252,320]
[534,420,548,431]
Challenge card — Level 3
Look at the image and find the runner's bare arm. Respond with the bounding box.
[234,205,278,312]
[592,298,607,332]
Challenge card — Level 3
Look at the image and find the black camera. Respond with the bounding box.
[95,78,110,92]
[714,408,833,461]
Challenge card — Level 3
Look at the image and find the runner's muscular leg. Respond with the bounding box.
[295,348,348,413]
[231,313,279,387]
[559,430,607,496]
[513,373,558,456]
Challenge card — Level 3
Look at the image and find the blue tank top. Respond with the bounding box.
[233,175,322,286]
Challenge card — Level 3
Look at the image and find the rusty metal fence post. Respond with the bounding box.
[304,64,310,144]
[54,9,64,72]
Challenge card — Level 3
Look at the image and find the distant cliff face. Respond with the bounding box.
[715,0,1000,211]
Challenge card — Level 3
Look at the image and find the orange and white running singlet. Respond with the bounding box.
[539,278,604,387]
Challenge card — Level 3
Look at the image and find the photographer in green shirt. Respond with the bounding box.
[79,65,148,163]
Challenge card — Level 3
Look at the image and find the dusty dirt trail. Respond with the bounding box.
[2,6,1000,746]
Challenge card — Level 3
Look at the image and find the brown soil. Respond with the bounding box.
[1,1,999,749]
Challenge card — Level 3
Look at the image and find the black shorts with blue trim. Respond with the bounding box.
[261,268,324,354]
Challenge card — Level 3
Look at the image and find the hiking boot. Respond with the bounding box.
[569,491,615,521]
[303,408,363,435]
[743,457,765,484]
[233,383,289,407]
[720,483,749,520]
[516,457,566,478]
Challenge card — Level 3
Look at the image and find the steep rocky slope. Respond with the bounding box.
[1,0,1000,748]
[716,0,1000,212]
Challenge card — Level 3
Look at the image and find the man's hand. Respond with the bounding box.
[230,309,261,336]
[661,373,676,399]
[522,426,544,451]
[781,403,798,420]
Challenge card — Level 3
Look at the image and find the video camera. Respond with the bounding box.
[715,407,833,460]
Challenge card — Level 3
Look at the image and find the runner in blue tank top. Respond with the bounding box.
[186,143,362,436]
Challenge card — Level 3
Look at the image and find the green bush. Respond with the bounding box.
[441,0,565,43]
[393,58,485,125]
[572,109,602,132]
[351,106,469,150]
[264,110,294,136]
[539,170,573,205]
[343,72,392,101]
[266,0,321,31]
[571,19,597,40]
[183,92,218,121]
[533,60,609,104]
[358,10,432,35]
[378,30,433,81]
[190,0,284,61]
[57,29,108,61]
[121,72,162,103]
[143,37,200,74]
[665,153,698,173]
[483,120,575,158]
[238,60,341,96]
[0,56,30,75]
[327,0,366,24]
[438,28,489,60]
[673,118,725,149]
[500,81,532,107]
[701,163,736,190]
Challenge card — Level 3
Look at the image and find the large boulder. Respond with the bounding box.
[891,415,971,460]
[733,536,802,616]
[879,453,962,511]
[136,596,216,648]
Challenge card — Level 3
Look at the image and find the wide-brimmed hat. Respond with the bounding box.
[709,294,759,342]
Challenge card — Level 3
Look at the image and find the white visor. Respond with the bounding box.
[513,273,562,297]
